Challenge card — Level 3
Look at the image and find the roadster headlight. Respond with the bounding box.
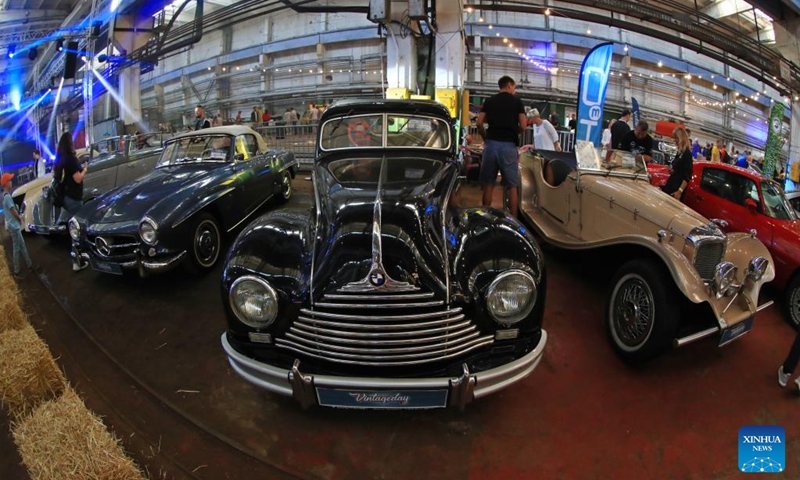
[68,217,80,241]
[229,276,278,328]
[485,270,537,326]
[747,256,769,282]
[712,261,737,299]
[139,217,158,245]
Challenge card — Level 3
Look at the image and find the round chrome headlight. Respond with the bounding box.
[712,261,737,299]
[68,217,80,241]
[229,276,279,328]
[139,217,158,245]
[747,256,769,282]
[485,270,537,326]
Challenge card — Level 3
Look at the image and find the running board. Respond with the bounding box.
[673,300,775,348]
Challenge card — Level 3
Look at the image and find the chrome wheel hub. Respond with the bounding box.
[613,277,655,348]
[195,224,219,265]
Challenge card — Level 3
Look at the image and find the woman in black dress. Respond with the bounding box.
[662,127,693,201]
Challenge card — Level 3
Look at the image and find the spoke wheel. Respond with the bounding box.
[611,275,655,348]
[607,259,680,365]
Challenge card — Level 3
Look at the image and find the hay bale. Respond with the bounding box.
[13,387,146,480]
[0,325,66,419]
[0,294,26,332]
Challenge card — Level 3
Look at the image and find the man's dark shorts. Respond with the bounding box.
[479,140,520,187]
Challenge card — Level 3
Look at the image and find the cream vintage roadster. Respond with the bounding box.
[518,142,775,364]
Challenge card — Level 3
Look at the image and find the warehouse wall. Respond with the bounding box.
[132,4,785,156]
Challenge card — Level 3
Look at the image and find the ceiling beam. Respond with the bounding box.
[702,0,753,19]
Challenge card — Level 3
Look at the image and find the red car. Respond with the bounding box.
[683,161,800,325]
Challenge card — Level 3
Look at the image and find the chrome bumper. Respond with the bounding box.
[673,300,774,348]
[71,244,186,276]
[29,223,66,235]
[221,329,548,410]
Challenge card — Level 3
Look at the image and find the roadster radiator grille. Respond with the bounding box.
[693,241,725,281]
[87,234,139,260]
[275,290,494,366]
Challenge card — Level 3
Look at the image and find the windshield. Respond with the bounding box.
[157,135,233,167]
[762,180,796,220]
[576,141,648,177]
[320,113,450,150]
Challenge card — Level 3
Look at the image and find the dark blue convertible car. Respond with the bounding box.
[220,100,548,410]
[69,126,296,276]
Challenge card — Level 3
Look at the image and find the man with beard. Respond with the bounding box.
[194,105,211,130]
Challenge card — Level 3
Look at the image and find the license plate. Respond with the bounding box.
[90,258,123,275]
[316,388,449,409]
[719,316,755,347]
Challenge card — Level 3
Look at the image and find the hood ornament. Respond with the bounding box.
[339,155,419,293]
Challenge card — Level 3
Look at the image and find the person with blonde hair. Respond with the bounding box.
[662,127,693,200]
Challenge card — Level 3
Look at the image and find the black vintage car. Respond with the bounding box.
[220,99,548,410]
[69,126,296,276]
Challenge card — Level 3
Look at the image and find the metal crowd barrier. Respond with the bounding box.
[250,122,318,168]
[467,126,576,153]
[258,123,578,169]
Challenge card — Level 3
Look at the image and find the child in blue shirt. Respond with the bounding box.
[2,173,33,278]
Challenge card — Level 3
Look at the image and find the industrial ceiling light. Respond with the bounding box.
[7,44,15,59]
[28,46,38,61]
[56,40,63,52]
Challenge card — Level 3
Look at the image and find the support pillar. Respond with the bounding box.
[385,22,417,98]
[434,0,465,118]
[111,13,154,131]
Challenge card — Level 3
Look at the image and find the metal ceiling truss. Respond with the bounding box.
[467,0,800,96]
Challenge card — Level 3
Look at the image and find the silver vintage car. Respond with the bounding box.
[27,133,169,235]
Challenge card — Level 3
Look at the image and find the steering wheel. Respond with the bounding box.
[347,120,372,146]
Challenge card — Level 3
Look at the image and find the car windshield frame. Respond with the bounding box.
[319,113,451,152]
[157,134,235,167]
[761,178,797,220]
[575,141,650,179]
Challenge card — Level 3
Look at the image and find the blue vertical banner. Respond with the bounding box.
[576,42,614,147]
[631,97,641,126]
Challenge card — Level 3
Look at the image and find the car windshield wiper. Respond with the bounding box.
[328,109,355,134]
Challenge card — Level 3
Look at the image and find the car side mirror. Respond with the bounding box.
[744,198,758,212]
[233,153,245,162]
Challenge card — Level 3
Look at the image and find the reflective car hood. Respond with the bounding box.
[87,164,223,224]
[311,161,457,298]
[585,176,711,239]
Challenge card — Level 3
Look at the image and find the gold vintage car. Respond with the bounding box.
[518,141,775,364]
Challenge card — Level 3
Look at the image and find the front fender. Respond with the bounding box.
[451,207,546,331]
[223,209,314,305]
[596,233,775,328]
[271,150,298,175]
[169,187,236,228]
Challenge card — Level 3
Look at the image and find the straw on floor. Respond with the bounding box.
[13,386,146,480]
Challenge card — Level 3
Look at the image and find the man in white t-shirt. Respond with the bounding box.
[529,109,561,151]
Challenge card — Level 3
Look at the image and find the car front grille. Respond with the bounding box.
[87,234,139,260]
[694,241,725,281]
[275,289,494,366]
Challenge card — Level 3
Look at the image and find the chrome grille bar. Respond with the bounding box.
[296,314,466,331]
[299,307,462,322]
[281,285,491,365]
[313,300,444,309]
[323,292,435,301]
[291,320,474,342]
[285,329,480,353]
[275,336,494,365]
